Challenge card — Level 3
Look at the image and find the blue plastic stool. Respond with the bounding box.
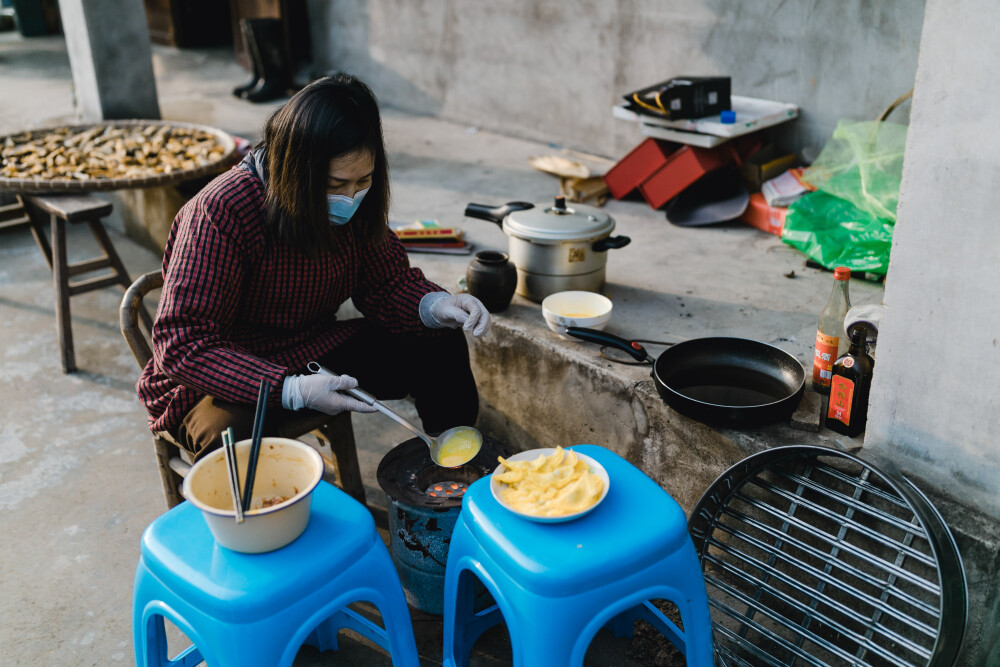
[443,445,713,667]
[132,481,419,667]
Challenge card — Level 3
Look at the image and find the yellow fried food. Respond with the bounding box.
[495,447,604,517]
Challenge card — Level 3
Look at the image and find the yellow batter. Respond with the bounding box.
[435,429,482,467]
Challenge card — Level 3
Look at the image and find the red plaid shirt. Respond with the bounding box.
[137,166,443,433]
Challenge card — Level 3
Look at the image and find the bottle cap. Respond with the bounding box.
[720,110,736,124]
[834,267,851,280]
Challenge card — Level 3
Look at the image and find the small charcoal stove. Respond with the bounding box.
[376,434,508,614]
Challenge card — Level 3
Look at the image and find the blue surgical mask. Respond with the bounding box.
[327,186,370,226]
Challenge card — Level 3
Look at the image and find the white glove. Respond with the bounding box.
[421,292,491,337]
[282,373,378,415]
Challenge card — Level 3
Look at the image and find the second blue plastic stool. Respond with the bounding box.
[443,445,713,667]
[132,481,419,667]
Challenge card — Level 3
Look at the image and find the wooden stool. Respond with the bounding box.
[18,193,153,373]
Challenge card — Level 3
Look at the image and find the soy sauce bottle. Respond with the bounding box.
[812,267,851,394]
[826,329,873,436]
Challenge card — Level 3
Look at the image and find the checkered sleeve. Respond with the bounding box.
[152,185,288,406]
[350,229,445,333]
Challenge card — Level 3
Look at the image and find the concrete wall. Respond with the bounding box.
[307,0,925,158]
[866,0,1000,542]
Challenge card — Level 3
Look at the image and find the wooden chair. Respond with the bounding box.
[688,445,967,667]
[119,270,365,509]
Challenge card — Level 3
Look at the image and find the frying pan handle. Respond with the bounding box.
[464,201,535,226]
[564,327,652,363]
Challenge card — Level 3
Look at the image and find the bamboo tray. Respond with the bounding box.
[0,119,239,193]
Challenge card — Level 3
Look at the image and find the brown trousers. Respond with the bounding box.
[170,324,478,462]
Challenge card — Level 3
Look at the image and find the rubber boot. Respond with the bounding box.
[245,18,291,103]
[232,19,261,99]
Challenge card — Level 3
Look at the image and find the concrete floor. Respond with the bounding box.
[0,31,889,666]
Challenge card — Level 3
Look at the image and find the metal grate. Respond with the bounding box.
[688,446,966,667]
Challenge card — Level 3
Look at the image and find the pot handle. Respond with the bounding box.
[592,235,631,252]
[464,201,535,226]
[564,327,652,364]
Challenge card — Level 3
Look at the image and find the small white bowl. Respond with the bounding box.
[182,437,323,553]
[541,291,613,339]
[490,447,610,523]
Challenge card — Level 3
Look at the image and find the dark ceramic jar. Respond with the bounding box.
[466,250,517,313]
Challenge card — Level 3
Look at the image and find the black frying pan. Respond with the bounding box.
[566,328,806,428]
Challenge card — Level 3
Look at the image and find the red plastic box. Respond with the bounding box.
[638,145,732,209]
[603,138,680,199]
[740,192,787,236]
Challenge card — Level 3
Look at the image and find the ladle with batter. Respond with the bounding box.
[307,361,483,467]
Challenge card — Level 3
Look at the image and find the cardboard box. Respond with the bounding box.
[740,192,787,236]
[603,138,681,199]
[740,144,797,192]
[638,144,732,209]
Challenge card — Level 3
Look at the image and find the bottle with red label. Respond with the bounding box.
[826,328,874,436]
[811,267,851,393]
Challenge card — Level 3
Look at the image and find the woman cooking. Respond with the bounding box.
[137,74,490,461]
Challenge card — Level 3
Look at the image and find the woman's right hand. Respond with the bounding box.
[282,373,378,415]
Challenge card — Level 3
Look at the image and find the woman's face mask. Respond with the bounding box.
[327,187,370,226]
[327,151,375,226]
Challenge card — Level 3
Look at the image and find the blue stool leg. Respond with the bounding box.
[444,565,506,667]
[306,541,420,667]
[133,561,205,667]
[357,543,420,667]
[604,542,713,667]
[666,539,714,667]
[444,521,509,667]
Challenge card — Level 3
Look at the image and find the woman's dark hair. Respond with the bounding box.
[262,74,389,252]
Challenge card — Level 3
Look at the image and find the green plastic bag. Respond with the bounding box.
[781,120,907,275]
[781,191,895,275]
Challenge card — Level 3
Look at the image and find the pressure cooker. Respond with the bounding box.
[464,196,630,302]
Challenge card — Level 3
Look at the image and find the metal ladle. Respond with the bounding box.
[307,361,483,468]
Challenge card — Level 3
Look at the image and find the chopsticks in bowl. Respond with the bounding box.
[241,379,271,513]
[221,427,244,523]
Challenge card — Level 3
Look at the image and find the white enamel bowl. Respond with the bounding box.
[541,291,613,339]
[182,437,323,553]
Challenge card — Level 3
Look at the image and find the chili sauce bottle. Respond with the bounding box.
[826,329,874,436]
[812,267,851,393]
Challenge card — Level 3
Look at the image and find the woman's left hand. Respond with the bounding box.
[428,294,491,337]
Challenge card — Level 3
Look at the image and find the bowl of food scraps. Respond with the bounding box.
[490,446,610,523]
[182,437,323,553]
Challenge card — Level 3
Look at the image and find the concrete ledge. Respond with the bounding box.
[471,310,832,510]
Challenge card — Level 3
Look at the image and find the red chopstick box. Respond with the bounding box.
[603,138,681,199]
[740,192,787,236]
[638,144,732,209]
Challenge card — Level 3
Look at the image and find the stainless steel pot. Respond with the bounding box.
[464,196,630,302]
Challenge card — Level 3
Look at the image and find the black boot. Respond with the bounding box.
[245,18,291,103]
[232,19,261,99]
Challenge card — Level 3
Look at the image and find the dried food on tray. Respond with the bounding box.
[0,121,237,190]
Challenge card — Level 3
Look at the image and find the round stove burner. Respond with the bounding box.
[376,435,509,614]
[377,435,506,508]
[426,481,468,498]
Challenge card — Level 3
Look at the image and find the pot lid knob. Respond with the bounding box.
[555,195,567,211]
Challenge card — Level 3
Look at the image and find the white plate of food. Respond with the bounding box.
[490,447,610,523]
